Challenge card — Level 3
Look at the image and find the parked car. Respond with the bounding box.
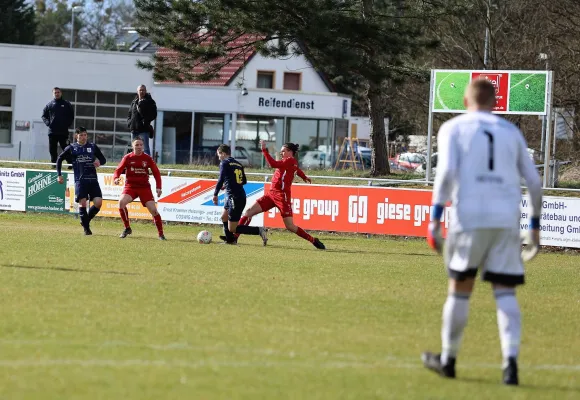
[415,153,437,176]
[416,148,537,177]
[300,145,372,169]
[190,145,252,167]
[389,152,426,171]
[301,150,331,169]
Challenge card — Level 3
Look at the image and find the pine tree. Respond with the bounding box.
[135,0,457,175]
[34,0,77,47]
[0,0,37,45]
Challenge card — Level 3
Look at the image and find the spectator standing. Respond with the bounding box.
[127,85,157,156]
[42,87,74,167]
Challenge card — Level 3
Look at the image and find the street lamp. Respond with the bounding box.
[539,53,549,162]
[483,0,498,69]
[70,5,84,49]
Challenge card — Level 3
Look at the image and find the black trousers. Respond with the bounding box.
[49,135,71,164]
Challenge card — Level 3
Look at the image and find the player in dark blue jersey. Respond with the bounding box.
[213,144,267,245]
[57,126,106,235]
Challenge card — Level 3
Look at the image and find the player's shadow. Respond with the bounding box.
[1,264,140,276]
[459,376,580,394]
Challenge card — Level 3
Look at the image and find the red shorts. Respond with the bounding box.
[123,186,154,206]
[257,190,293,218]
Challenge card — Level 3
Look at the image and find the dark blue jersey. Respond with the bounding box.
[57,142,106,182]
[214,157,247,198]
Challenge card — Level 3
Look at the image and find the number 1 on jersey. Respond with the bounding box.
[483,130,494,171]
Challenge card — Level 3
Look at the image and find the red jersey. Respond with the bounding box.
[263,149,308,194]
[113,152,162,189]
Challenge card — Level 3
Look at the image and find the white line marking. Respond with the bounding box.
[435,73,453,110]
[510,74,535,90]
[0,341,579,372]
[0,358,577,372]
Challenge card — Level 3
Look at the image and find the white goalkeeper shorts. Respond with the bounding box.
[444,228,525,286]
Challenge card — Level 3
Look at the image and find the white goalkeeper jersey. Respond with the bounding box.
[432,110,542,232]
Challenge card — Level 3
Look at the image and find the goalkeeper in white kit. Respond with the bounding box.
[422,78,543,385]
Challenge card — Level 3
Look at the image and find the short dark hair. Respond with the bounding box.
[282,142,300,155]
[217,144,231,155]
[466,78,496,108]
[75,126,87,134]
[53,87,61,91]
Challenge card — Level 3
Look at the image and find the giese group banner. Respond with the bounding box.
[263,184,450,236]
[2,167,578,249]
[264,184,580,248]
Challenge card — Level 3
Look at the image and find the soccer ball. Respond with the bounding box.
[197,230,212,244]
[450,83,455,88]
[525,84,530,89]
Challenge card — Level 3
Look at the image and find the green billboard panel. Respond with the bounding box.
[433,71,470,112]
[26,170,68,213]
[508,73,547,113]
[431,70,548,115]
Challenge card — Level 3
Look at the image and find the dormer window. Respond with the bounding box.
[257,71,275,89]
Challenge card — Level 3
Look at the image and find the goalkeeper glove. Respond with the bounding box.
[520,224,540,262]
[427,221,444,255]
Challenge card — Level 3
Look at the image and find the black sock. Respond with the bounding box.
[79,207,88,229]
[223,221,235,241]
[236,225,260,235]
[88,206,100,221]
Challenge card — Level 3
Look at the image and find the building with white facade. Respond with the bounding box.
[0,42,351,167]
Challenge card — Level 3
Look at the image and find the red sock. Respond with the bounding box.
[119,208,130,229]
[234,216,252,239]
[153,214,164,236]
[296,227,314,243]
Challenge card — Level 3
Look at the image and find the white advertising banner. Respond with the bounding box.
[157,176,265,226]
[520,195,580,248]
[96,173,265,226]
[0,168,26,211]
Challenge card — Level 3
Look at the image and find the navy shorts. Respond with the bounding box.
[75,180,102,203]
[224,195,246,222]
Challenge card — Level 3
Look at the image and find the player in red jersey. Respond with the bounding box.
[236,140,325,250]
[113,136,166,240]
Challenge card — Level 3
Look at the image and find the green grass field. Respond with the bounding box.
[509,73,547,113]
[0,213,579,399]
[433,72,470,111]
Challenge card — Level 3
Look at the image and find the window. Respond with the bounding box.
[287,118,332,169]
[283,72,301,91]
[62,88,137,161]
[76,105,95,117]
[75,118,94,131]
[96,91,116,104]
[95,119,114,132]
[0,89,12,107]
[117,92,136,104]
[77,90,96,103]
[0,111,12,144]
[116,106,130,119]
[0,87,13,144]
[257,71,275,89]
[95,133,114,145]
[96,106,116,118]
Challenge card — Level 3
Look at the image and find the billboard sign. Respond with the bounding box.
[432,70,548,115]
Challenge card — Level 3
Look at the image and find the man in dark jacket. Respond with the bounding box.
[127,85,157,156]
[42,87,74,166]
